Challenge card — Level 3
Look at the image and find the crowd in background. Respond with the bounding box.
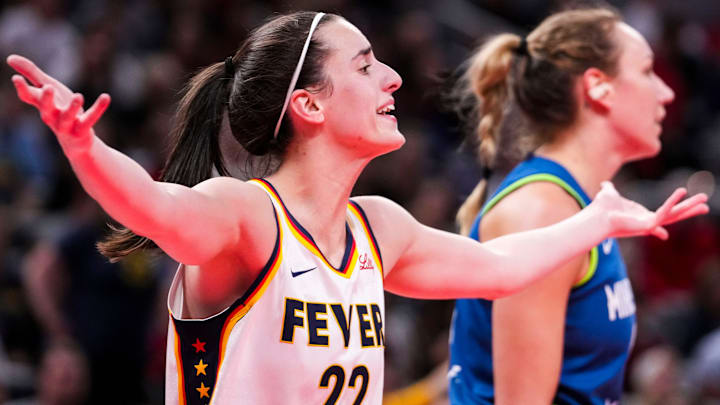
[0,0,719,403]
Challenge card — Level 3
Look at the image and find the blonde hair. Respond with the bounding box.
[456,7,621,235]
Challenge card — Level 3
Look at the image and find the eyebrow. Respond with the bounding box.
[352,46,372,61]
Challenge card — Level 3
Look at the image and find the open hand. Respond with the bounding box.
[594,181,709,240]
[7,54,110,153]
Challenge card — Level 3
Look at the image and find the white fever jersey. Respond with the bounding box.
[165,178,386,405]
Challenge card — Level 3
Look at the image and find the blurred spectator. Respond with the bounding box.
[0,0,79,86]
[0,80,57,202]
[22,186,166,404]
[685,327,720,399]
[0,0,719,401]
[6,341,89,405]
[627,345,688,405]
[638,258,720,359]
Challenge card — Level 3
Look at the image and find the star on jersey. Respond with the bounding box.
[196,382,211,398]
[192,338,206,353]
[195,359,208,376]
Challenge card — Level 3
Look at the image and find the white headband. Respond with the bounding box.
[273,12,326,138]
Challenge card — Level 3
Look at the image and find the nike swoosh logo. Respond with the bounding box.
[291,267,317,278]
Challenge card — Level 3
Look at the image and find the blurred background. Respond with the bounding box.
[0,0,719,403]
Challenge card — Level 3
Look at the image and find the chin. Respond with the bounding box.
[388,130,406,149]
[646,134,663,156]
[376,127,405,146]
[628,141,661,162]
[366,130,405,158]
[619,125,663,161]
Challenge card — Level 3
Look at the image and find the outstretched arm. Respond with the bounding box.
[358,183,708,300]
[7,54,268,265]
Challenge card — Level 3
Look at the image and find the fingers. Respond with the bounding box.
[11,75,41,107]
[654,187,687,223]
[9,59,109,136]
[664,203,710,225]
[39,86,59,127]
[658,192,709,226]
[11,70,109,133]
[668,193,708,214]
[57,94,84,134]
[677,204,710,221]
[7,54,53,87]
[650,226,668,240]
[77,94,111,131]
[8,55,74,106]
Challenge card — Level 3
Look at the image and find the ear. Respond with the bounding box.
[287,89,324,126]
[582,67,613,110]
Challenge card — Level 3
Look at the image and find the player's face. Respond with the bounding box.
[314,20,405,158]
[606,23,675,161]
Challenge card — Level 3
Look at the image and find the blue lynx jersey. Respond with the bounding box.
[448,155,637,405]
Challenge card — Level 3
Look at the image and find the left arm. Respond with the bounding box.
[356,183,706,300]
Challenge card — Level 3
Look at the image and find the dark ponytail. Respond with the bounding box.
[98,61,233,261]
[163,62,234,185]
[98,11,337,261]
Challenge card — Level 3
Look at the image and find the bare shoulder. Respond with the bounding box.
[180,177,278,313]
[191,177,276,254]
[483,181,584,236]
[189,177,272,219]
[352,195,417,232]
[192,177,267,205]
[489,182,590,332]
[351,195,419,269]
[182,178,278,315]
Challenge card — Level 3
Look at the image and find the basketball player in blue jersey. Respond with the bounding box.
[448,7,686,405]
[8,10,707,405]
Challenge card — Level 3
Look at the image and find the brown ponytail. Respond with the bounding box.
[456,34,522,235]
[455,7,621,236]
[97,62,233,261]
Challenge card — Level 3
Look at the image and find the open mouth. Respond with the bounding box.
[376,104,395,116]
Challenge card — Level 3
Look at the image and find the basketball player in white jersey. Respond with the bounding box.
[7,11,707,405]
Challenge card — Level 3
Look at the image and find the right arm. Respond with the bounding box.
[360,183,705,300]
[7,54,270,266]
[482,183,586,404]
[62,134,264,264]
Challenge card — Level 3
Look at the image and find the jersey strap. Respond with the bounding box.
[169,201,283,405]
[250,178,360,278]
[481,173,599,288]
[348,200,384,277]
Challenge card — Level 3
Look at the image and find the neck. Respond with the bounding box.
[534,118,624,197]
[266,134,371,260]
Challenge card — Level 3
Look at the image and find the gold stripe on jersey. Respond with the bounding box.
[250,179,360,278]
[213,208,284,383]
[348,201,383,276]
[171,321,187,405]
[199,200,283,405]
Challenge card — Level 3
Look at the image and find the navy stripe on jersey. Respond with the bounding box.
[171,205,280,405]
[348,200,384,270]
[256,178,356,274]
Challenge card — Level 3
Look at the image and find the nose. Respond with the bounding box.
[657,76,675,105]
[381,62,402,93]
